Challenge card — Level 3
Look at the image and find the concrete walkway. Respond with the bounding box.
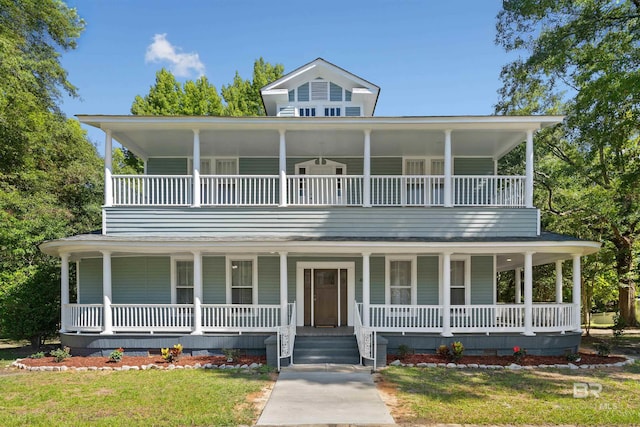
[256,364,395,426]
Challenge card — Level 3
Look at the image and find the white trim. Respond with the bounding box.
[295,261,355,327]
[171,255,194,305]
[226,255,258,305]
[75,260,80,304]
[385,256,417,305]
[492,255,497,304]
[449,255,471,305]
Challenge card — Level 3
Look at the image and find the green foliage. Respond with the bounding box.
[161,344,183,363]
[222,348,241,362]
[397,344,414,360]
[108,347,124,363]
[29,351,45,359]
[221,58,284,116]
[49,346,71,362]
[450,341,464,362]
[436,344,450,359]
[594,341,611,357]
[496,0,640,325]
[566,353,581,362]
[513,346,526,363]
[612,312,627,342]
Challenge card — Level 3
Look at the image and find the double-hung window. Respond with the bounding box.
[175,260,194,304]
[228,258,256,305]
[386,257,416,305]
[450,257,469,305]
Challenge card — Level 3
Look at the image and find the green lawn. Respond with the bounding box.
[0,368,271,426]
[381,361,640,425]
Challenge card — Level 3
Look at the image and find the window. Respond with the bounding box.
[228,258,256,305]
[345,106,360,117]
[175,260,194,304]
[386,257,416,305]
[299,107,316,117]
[324,107,341,117]
[288,89,295,102]
[345,90,352,101]
[450,258,469,305]
[329,82,343,101]
[311,81,328,100]
[297,83,309,101]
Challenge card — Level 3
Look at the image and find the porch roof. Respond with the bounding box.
[41,231,600,269]
[77,115,564,161]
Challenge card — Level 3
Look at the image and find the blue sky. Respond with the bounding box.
[61,0,511,150]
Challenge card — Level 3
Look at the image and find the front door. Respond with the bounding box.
[303,268,348,327]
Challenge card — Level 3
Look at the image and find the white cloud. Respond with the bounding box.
[145,33,205,77]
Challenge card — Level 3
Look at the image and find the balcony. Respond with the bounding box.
[110,174,526,208]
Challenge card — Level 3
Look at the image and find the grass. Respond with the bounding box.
[0,368,271,426]
[380,361,640,425]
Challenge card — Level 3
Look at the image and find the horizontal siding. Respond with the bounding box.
[203,256,226,304]
[417,256,439,304]
[106,207,538,238]
[258,256,279,305]
[78,258,103,304]
[112,257,171,303]
[454,158,494,175]
[147,158,188,175]
[471,256,494,304]
[370,256,385,304]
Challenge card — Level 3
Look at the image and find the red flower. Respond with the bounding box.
[513,346,520,352]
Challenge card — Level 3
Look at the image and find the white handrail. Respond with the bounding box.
[354,301,377,371]
[287,175,363,206]
[453,175,525,207]
[277,302,296,372]
[111,304,193,332]
[65,304,103,332]
[112,175,192,206]
[201,304,281,331]
[200,175,279,206]
[371,175,445,206]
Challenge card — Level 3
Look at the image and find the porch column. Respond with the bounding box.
[279,252,288,326]
[523,251,535,336]
[444,130,453,207]
[192,129,201,208]
[104,129,113,207]
[279,130,288,207]
[555,260,563,303]
[362,252,370,326]
[572,254,582,332]
[441,252,453,337]
[60,253,70,333]
[363,129,371,207]
[101,251,113,334]
[192,251,203,335]
[515,267,522,303]
[525,129,534,208]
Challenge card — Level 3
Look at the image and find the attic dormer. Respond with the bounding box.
[260,58,380,117]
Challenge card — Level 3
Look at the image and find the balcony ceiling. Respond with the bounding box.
[78,115,563,160]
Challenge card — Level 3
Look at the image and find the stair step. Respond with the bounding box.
[294,355,361,364]
[292,335,360,365]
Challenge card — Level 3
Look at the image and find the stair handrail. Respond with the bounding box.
[277,301,296,372]
[354,301,377,371]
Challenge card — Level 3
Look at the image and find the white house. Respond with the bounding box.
[41,58,600,367]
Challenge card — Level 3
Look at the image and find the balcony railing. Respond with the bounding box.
[109,174,526,208]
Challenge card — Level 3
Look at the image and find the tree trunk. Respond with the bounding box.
[614,236,638,326]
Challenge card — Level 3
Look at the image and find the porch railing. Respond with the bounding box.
[201,304,281,331]
[112,175,192,206]
[354,301,377,370]
[112,304,193,332]
[200,175,279,206]
[532,303,575,331]
[64,304,103,332]
[277,302,296,371]
[287,175,363,206]
[110,174,526,208]
[369,304,443,332]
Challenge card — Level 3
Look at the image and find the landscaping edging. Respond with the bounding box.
[11,359,264,372]
[388,356,636,370]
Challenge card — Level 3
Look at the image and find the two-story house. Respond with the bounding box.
[41,58,599,368]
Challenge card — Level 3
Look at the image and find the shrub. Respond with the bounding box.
[161,344,183,363]
[397,344,414,360]
[566,353,581,362]
[50,346,71,363]
[222,348,241,362]
[450,341,464,362]
[513,346,527,363]
[594,341,611,357]
[29,351,45,359]
[612,313,626,342]
[436,344,451,359]
[108,347,124,363]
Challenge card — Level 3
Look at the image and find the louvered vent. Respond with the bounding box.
[311,81,328,100]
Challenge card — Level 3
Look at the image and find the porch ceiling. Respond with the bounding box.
[78,115,563,160]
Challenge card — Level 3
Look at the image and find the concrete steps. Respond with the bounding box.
[293,335,360,365]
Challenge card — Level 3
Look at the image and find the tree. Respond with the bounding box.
[221,58,284,116]
[496,0,640,325]
[0,0,103,345]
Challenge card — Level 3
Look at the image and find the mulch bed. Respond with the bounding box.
[18,355,266,368]
[389,352,627,366]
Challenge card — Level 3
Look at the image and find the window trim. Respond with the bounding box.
[171,255,194,304]
[439,255,471,306]
[225,256,258,305]
[385,256,417,305]
[187,157,239,175]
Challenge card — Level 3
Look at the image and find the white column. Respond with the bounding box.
[525,129,534,208]
[101,251,113,334]
[60,253,70,332]
[444,130,453,207]
[279,130,288,207]
[572,254,582,332]
[363,129,371,207]
[555,260,563,303]
[515,267,522,303]
[523,251,535,336]
[441,252,453,336]
[279,252,288,326]
[192,129,201,207]
[104,129,113,207]
[192,251,203,335]
[362,253,371,326]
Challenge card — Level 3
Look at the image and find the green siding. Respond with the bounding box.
[203,256,225,303]
[471,256,495,304]
[78,258,103,304]
[258,256,279,304]
[239,158,279,175]
[370,257,385,304]
[112,257,170,303]
[454,158,494,175]
[147,158,188,175]
[417,256,439,304]
[371,157,402,175]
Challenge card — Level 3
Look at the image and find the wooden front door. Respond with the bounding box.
[314,269,338,326]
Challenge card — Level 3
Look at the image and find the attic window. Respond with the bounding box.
[345,90,352,101]
[288,90,295,102]
[311,81,328,100]
[297,83,309,101]
[330,83,343,101]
